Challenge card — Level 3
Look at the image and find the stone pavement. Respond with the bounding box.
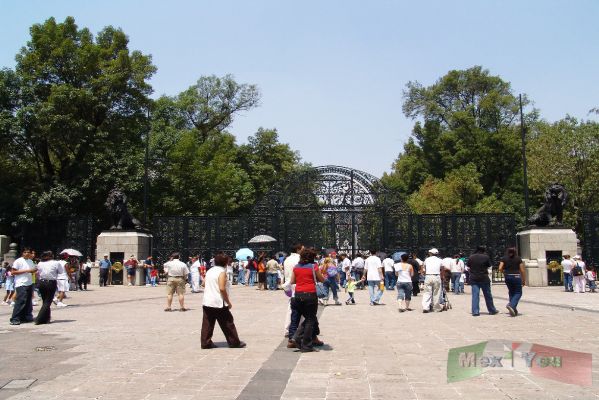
[0,282,598,400]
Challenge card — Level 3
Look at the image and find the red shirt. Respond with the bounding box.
[294,263,318,293]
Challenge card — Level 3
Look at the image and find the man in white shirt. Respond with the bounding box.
[351,254,365,289]
[561,254,573,292]
[340,254,351,288]
[163,252,190,311]
[10,248,37,325]
[449,254,465,294]
[363,249,384,305]
[190,256,201,293]
[383,256,396,290]
[422,248,446,313]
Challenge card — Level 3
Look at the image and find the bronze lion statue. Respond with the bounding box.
[105,189,142,230]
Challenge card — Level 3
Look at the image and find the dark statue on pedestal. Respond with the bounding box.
[528,183,568,227]
[105,189,142,230]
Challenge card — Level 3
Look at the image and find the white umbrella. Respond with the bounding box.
[60,248,83,257]
[248,235,277,244]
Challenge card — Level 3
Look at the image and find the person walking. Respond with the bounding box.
[163,253,189,312]
[266,256,280,291]
[363,249,384,306]
[572,255,586,293]
[9,248,36,325]
[143,256,154,286]
[55,254,69,307]
[561,253,574,292]
[283,243,303,339]
[395,253,414,312]
[421,248,444,313]
[98,254,111,287]
[339,253,351,288]
[383,255,396,290]
[449,254,465,295]
[237,258,246,285]
[247,257,257,287]
[409,253,421,297]
[288,248,325,352]
[467,245,499,317]
[34,251,63,325]
[321,257,341,305]
[190,256,201,293]
[201,253,245,349]
[78,257,91,291]
[351,254,365,289]
[498,247,526,317]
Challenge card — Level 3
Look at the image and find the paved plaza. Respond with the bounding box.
[0,282,598,400]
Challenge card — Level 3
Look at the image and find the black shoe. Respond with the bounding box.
[10,320,20,325]
[422,310,429,313]
[299,347,318,353]
[472,314,480,317]
[229,341,247,348]
[201,342,218,349]
[489,310,499,315]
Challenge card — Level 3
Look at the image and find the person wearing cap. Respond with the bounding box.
[422,248,445,313]
[561,253,573,292]
[572,255,586,293]
[467,245,499,316]
[98,254,112,287]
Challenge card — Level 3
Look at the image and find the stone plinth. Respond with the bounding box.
[517,228,577,287]
[0,235,10,261]
[3,243,18,266]
[95,231,152,286]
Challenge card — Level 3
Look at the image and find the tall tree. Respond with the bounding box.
[528,117,599,228]
[0,17,155,226]
[386,66,532,218]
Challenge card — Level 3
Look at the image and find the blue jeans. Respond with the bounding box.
[145,268,151,284]
[237,269,245,285]
[471,281,497,315]
[339,271,347,288]
[323,276,339,300]
[248,270,257,286]
[385,271,396,290]
[396,282,412,301]
[564,272,572,291]
[451,273,461,294]
[504,274,522,311]
[367,280,382,304]
[267,273,278,290]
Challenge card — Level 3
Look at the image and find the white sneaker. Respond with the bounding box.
[53,298,58,305]
[32,300,38,306]
[56,302,68,307]
[10,302,15,306]
[128,283,132,286]
[1,301,7,305]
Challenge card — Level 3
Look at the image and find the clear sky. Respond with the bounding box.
[2,0,598,177]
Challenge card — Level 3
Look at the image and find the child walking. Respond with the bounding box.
[345,276,357,305]
[2,266,15,305]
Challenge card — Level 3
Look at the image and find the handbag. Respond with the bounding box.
[310,264,327,298]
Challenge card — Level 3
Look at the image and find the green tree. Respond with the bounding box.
[386,66,531,218]
[0,17,155,226]
[528,117,599,228]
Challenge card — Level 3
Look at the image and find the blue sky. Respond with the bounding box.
[2,0,598,177]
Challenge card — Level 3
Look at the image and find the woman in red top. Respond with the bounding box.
[289,248,325,352]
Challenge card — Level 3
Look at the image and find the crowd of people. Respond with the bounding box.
[2,243,596,354]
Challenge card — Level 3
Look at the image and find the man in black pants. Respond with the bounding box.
[409,253,421,296]
[9,248,37,325]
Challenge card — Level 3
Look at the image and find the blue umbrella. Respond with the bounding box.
[392,251,407,262]
[235,248,254,260]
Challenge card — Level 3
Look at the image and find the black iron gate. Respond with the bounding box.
[152,166,517,273]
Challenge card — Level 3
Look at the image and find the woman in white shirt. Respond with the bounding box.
[394,253,414,312]
[35,251,64,325]
[201,253,246,349]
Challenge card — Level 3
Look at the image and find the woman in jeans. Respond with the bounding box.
[394,253,414,312]
[289,248,325,352]
[498,247,526,317]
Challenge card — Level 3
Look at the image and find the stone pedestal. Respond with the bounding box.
[517,228,578,287]
[0,235,10,261]
[95,231,152,286]
[3,243,18,266]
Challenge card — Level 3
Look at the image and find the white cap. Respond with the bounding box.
[573,255,581,260]
[429,248,439,255]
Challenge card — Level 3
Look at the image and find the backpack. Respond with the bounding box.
[572,264,583,277]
